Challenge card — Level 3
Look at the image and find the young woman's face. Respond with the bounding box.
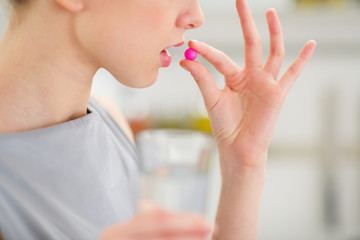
[74,0,204,88]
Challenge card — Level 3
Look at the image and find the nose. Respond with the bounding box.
[176,0,204,30]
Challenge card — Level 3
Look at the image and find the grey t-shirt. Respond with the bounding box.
[0,97,140,240]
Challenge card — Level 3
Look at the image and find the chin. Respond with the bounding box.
[136,72,159,89]
[114,70,159,89]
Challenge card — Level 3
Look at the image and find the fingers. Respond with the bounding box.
[236,0,263,68]
[279,40,316,92]
[101,210,213,240]
[180,57,221,111]
[187,40,243,88]
[136,211,213,238]
[264,8,285,79]
[188,40,239,77]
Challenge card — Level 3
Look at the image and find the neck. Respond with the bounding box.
[0,9,98,133]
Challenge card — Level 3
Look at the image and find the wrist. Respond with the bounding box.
[218,147,267,182]
[214,157,267,240]
[221,164,267,187]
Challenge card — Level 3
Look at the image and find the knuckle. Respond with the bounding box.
[214,57,226,68]
[277,47,285,58]
[299,53,307,62]
[288,65,297,76]
[211,49,226,63]
[269,45,285,61]
[272,27,282,35]
[245,36,262,47]
[273,50,285,60]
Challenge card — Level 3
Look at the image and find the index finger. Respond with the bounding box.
[188,40,239,77]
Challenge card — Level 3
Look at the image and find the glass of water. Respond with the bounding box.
[135,129,216,214]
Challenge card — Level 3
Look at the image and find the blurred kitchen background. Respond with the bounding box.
[1,0,360,239]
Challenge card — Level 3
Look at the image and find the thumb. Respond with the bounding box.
[180,59,220,111]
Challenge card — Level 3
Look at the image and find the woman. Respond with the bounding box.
[0,0,316,239]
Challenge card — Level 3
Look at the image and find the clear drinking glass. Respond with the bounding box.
[136,129,216,214]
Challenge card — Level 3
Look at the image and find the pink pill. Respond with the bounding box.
[184,48,198,61]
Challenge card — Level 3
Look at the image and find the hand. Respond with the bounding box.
[99,201,213,240]
[180,0,316,172]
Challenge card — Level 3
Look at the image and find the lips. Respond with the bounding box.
[160,41,185,68]
[173,41,185,47]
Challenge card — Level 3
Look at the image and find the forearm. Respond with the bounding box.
[212,155,266,240]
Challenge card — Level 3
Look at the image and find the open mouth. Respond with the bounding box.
[160,49,171,68]
[160,41,185,68]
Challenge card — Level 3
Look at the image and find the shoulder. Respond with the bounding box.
[90,94,135,144]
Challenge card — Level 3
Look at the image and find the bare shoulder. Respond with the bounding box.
[90,94,135,144]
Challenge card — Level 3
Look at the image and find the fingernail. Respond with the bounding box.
[310,39,317,46]
[190,39,201,45]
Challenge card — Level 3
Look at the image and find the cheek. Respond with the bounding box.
[73,0,172,86]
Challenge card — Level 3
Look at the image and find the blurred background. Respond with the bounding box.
[1,0,360,239]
